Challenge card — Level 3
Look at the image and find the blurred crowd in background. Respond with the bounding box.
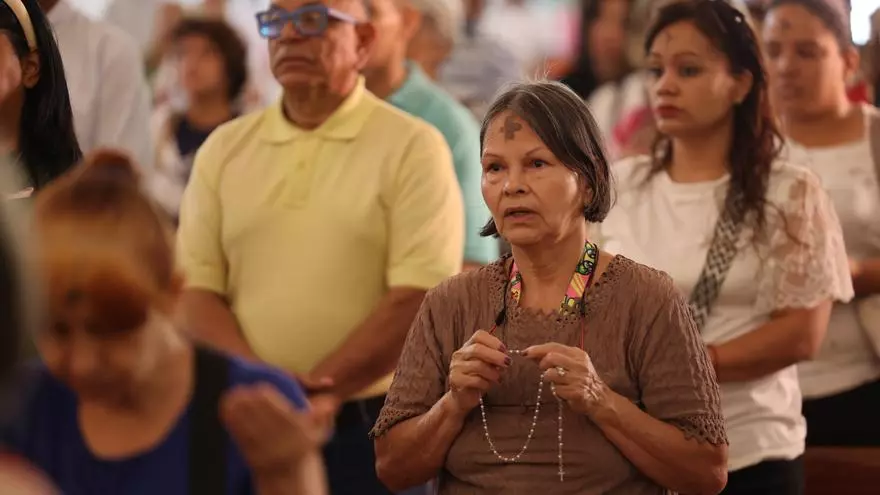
[42,0,880,224]
[0,0,880,494]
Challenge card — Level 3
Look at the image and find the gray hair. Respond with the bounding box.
[407,0,463,45]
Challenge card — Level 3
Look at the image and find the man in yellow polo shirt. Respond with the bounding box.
[175,0,463,493]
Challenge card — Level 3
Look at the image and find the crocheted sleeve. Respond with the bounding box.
[370,289,448,439]
[631,271,728,446]
[756,168,854,313]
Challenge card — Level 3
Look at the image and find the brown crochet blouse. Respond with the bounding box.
[372,255,727,494]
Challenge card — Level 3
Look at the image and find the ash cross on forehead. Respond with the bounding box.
[501,115,522,140]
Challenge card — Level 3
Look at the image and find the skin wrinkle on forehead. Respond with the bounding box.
[501,115,523,141]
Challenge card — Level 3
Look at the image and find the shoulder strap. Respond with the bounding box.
[866,107,880,184]
[189,346,230,495]
[688,203,744,331]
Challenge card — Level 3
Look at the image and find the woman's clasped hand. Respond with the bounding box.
[525,343,606,416]
[447,330,608,417]
[447,330,509,413]
[221,384,330,477]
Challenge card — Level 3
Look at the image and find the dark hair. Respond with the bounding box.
[0,0,82,189]
[478,81,613,237]
[559,0,632,99]
[172,17,248,101]
[767,0,852,49]
[644,0,782,233]
[0,205,22,383]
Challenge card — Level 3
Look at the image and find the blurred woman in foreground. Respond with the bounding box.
[1,149,328,494]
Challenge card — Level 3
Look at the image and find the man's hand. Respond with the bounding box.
[292,374,334,395]
[291,374,340,437]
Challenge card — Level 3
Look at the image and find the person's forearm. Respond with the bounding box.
[592,388,727,495]
[712,302,831,383]
[852,258,880,297]
[375,393,467,491]
[179,289,260,361]
[255,452,327,495]
[309,288,425,398]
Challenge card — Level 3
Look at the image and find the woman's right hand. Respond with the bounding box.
[447,330,511,415]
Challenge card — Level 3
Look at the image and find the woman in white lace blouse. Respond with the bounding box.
[596,1,852,494]
[763,0,880,448]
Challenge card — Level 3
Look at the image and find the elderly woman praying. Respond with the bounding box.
[370,81,729,495]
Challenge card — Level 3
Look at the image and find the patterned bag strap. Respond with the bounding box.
[688,201,744,331]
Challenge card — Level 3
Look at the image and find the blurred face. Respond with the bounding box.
[407,24,451,78]
[35,244,181,406]
[39,308,171,406]
[763,5,856,119]
[364,0,405,70]
[587,0,629,82]
[646,21,750,138]
[267,0,374,94]
[481,111,586,247]
[174,34,228,100]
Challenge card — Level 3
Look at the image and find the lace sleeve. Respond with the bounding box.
[634,275,728,446]
[757,170,854,313]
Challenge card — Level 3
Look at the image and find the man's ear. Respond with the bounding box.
[21,51,40,89]
[354,21,377,69]
[399,3,423,42]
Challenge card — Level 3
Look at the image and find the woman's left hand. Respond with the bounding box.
[525,343,607,417]
[221,384,329,478]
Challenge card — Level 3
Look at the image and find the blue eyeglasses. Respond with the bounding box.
[255,4,359,39]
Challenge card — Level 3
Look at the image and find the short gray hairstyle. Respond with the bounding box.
[407,0,463,45]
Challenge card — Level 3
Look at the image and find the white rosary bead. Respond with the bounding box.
[479,365,566,481]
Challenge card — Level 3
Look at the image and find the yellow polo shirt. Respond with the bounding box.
[177,77,464,398]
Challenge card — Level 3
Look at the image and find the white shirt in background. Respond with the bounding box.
[587,71,648,155]
[222,0,281,106]
[597,156,852,472]
[101,0,159,52]
[48,1,153,169]
[479,0,572,73]
[784,107,880,399]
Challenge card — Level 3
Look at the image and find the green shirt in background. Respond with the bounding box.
[389,62,500,265]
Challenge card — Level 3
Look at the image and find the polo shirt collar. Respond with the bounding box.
[388,62,427,108]
[263,76,371,143]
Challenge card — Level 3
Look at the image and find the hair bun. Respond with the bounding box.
[78,148,141,186]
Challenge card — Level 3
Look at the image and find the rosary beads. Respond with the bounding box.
[478,351,566,482]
